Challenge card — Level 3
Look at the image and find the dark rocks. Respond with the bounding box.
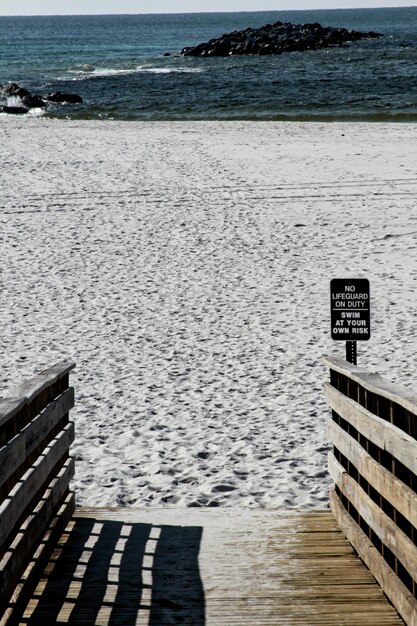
[179,20,383,57]
[1,82,45,109]
[0,82,83,115]
[21,94,47,108]
[44,92,83,104]
[2,82,31,98]
[0,105,29,114]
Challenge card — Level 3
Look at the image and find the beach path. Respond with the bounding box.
[16,507,403,625]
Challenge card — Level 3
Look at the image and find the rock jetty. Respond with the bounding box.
[0,82,83,115]
[180,21,382,57]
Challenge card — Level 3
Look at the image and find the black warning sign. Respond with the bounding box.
[330,278,370,341]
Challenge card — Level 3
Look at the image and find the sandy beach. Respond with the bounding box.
[1,118,417,508]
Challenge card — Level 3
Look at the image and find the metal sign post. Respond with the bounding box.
[330,278,370,364]
[345,340,358,366]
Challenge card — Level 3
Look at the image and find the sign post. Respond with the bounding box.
[330,278,370,365]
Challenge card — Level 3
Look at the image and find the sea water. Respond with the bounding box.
[0,7,417,121]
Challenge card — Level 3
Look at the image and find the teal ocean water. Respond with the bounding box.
[0,8,417,121]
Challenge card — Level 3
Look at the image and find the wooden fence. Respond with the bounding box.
[324,355,417,626]
[0,361,76,624]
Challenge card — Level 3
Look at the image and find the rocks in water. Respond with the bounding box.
[0,105,29,115]
[179,21,383,57]
[0,82,83,115]
[21,94,47,108]
[0,82,46,110]
[44,91,83,104]
[2,82,31,98]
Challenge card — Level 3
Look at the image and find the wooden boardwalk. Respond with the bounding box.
[14,508,403,626]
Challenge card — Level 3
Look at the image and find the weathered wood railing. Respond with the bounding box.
[0,361,76,623]
[324,355,417,626]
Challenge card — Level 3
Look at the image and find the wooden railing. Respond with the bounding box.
[324,355,417,626]
[0,361,76,623]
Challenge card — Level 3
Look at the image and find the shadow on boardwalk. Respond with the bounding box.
[20,516,205,626]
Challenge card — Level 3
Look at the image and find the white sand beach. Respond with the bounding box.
[1,118,417,508]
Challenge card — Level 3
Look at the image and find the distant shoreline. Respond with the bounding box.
[2,112,417,123]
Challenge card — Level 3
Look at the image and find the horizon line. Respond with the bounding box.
[1,5,416,17]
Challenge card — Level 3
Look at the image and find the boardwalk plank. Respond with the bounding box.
[4,508,404,626]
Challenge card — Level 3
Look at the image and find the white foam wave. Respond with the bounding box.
[93,67,140,77]
[67,65,203,79]
[27,107,46,117]
[0,95,45,118]
[6,96,22,106]
[70,64,96,73]
[138,67,202,74]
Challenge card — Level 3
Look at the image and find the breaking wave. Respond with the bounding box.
[67,65,203,79]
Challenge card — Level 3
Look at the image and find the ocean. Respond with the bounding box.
[0,7,417,121]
